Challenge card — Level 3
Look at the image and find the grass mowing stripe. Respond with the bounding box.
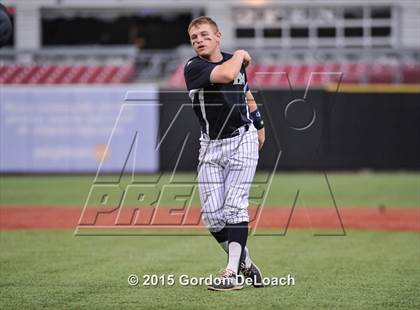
[0,230,419,309]
[1,173,418,207]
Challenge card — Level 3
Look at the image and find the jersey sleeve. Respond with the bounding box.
[184,58,217,90]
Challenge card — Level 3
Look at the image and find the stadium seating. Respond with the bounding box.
[168,62,420,88]
[401,63,420,83]
[2,61,418,86]
[0,63,135,84]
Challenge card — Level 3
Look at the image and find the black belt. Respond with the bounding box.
[217,124,249,139]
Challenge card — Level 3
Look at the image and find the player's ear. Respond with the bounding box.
[215,31,222,43]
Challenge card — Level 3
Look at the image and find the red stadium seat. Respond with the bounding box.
[30,64,56,84]
[0,61,417,86]
[78,65,101,84]
[270,64,292,87]
[109,64,135,83]
[368,63,397,83]
[245,64,257,82]
[306,64,324,86]
[294,64,310,87]
[0,64,8,77]
[401,64,420,83]
[168,61,420,89]
[168,64,185,88]
[340,63,367,83]
[0,63,136,84]
[321,63,342,84]
[253,64,276,87]
[0,65,22,84]
[51,65,72,84]
[98,65,119,84]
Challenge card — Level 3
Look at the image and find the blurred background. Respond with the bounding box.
[0,0,419,174]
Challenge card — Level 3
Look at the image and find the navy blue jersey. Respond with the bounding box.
[184,52,252,139]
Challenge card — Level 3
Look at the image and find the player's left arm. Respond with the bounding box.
[246,90,265,150]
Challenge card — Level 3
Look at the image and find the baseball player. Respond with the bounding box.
[184,16,265,291]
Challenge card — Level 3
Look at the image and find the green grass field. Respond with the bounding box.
[0,230,419,309]
[1,173,419,309]
[0,172,418,207]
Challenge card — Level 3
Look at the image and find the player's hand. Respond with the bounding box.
[235,50,251,68]
[242,51,251,68]
[257,128,265,150]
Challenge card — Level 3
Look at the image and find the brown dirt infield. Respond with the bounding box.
[0,206,418,232]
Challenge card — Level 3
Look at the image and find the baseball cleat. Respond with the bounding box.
[208,269,244,291]
[240,261,264,288]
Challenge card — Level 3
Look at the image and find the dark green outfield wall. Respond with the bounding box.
[159,89,420,171]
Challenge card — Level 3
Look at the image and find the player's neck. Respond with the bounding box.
[201,50,223,63]
[209,51,223,62]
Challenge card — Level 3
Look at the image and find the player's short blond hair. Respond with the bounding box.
[188,16,219,33]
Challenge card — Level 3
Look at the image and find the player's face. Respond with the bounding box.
[189,23,221,58]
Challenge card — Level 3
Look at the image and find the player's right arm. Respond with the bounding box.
[184,50,251,90]
[209,50,251,84]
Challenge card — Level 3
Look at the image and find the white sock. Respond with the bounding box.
[226,242,242,274]
[220,242,252,268]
